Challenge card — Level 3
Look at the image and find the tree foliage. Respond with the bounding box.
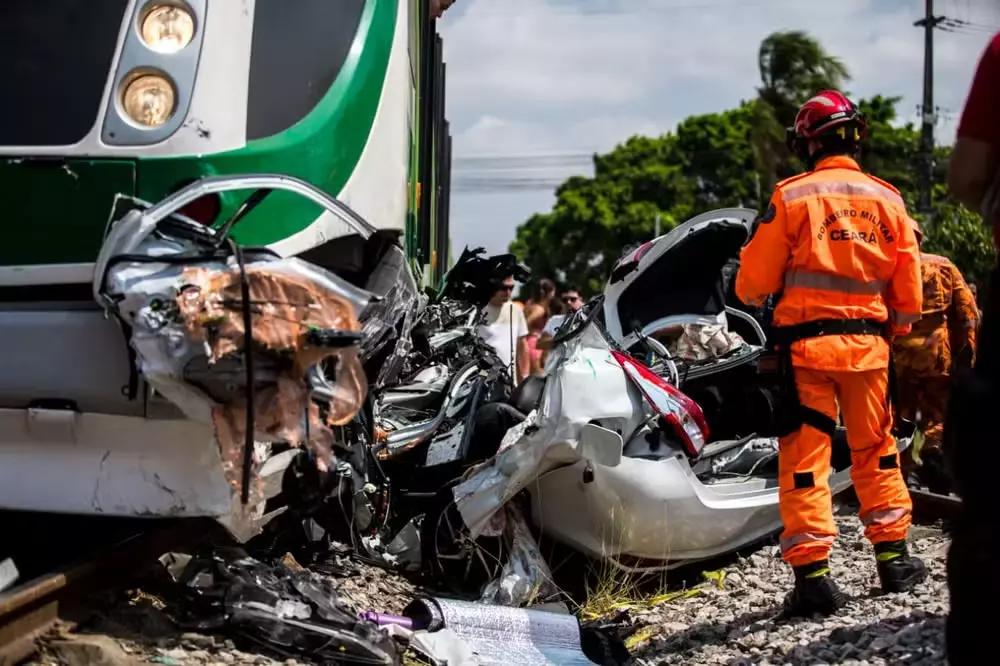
[921,187,996,287]
[511,30,995,293]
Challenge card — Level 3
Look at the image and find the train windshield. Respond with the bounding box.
[0,0,369,147]
[0,0,130,146]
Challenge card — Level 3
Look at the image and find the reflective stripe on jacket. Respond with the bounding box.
[735,155,923,372]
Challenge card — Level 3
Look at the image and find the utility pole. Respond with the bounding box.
[654,212,661,239]
[914,0,946,215]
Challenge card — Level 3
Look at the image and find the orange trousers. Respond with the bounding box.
[778,367,913,567]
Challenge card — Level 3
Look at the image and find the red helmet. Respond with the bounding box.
[786,90,867,156]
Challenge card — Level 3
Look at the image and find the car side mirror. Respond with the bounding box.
[578,423,624,467]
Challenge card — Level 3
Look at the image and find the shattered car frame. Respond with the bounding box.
[429,208,915,577]
[0,174,380,541]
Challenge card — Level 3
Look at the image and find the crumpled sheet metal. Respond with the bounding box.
[100,213,372,505]
[480,504,560,607]
[176,262,368,492]
[355,244,423,389]
[403,597,593,666]
[454,323,637,538]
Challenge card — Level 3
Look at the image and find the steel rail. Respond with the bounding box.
[909,487,962,522]
[0,519,210,666]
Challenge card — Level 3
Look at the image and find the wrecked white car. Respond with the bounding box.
[0,175,384,540]
[424,208,915,584]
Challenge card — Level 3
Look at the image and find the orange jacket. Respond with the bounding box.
[893,252,978,377]
[736,156,922,372]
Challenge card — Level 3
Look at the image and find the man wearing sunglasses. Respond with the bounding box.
[478,275,530,385]
[559,288,583,313]
[536,287,584,365]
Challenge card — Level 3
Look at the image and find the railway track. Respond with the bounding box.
[0,487,962,665]
[0,518,211,666]
[910,487,962,522]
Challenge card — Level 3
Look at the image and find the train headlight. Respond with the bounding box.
[140,4,195,54]
[121,73,177,127]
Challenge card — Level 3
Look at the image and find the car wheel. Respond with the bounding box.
[420,484,507,595]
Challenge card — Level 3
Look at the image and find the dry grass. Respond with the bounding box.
[573,519,713,623]
[571,517,734,653]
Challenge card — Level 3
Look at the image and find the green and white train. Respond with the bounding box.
[0,0,452,281]
[0,0,453,534]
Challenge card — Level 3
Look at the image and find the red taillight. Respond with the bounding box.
[611,350,710,457]
[178,193,221,226]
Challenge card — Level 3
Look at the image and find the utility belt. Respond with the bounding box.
[759,317,897,439]
[769,317,888,348]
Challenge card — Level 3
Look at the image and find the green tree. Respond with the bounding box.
[920,186,996,287]
[509,105,758,292]
[752,31,851,193]
[856,95,920,197]
[757,30,850,127]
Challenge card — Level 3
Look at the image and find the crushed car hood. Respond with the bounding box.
[93,175,377,512]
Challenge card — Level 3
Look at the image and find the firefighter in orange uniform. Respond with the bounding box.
[736,90,927,617]
[893,220,978,494]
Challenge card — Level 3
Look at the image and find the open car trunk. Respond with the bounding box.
[603,208,757,346]
[603,209,767,430]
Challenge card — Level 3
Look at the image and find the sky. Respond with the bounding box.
[437,0,999,257]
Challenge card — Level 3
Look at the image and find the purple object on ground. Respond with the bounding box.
[359,611,414,630]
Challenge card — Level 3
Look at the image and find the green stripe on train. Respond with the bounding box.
[139,0,396,247]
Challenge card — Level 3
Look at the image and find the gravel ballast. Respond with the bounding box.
[26,510,950,665]
[631,513,949,666]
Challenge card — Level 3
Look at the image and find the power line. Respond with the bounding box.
[453,146,763,165]
[454,152,594,162]
[451,181,569,191]
[944,0,1000,25]
[453,153,595,169]
[939,17,1000,33]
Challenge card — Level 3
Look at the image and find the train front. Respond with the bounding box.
[0,0,397,539]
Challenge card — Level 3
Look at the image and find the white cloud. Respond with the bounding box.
[438,0,997,254]
[456,113,670,155]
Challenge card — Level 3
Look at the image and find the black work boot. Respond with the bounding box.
[783,560,847,618]
[875,540,928,593]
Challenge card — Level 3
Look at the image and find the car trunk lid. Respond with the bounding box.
[605,208,755,340]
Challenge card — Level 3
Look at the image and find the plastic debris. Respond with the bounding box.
[359,611,414,630]
[403,596,596,666]
[480,504,560,607]
[157,548,399,664]
[0,557,18,593]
